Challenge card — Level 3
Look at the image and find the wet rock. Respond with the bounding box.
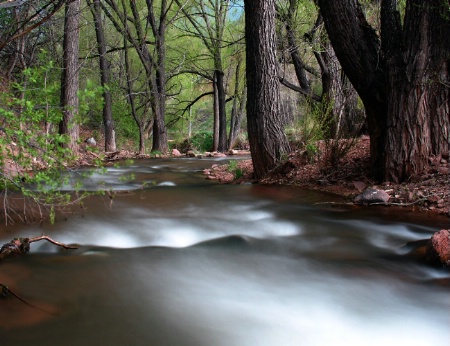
[354,188,390,205]
[426,229,450,267]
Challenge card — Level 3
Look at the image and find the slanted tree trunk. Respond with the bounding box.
[245,0,290,178]
[60,0,81,154]
[88,0,116,152]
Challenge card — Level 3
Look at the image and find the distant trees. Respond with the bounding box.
[244,0,290,178]
[175,0,240,152]
[318,0,450,182]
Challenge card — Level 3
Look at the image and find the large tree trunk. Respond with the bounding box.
[89,0,116,152]
[245,0,290,178]
[383,0,450,182]
[318,0,449,183]
[59,0,81,154]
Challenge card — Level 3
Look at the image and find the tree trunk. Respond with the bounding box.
[319,0,450,182]
[59,0,81,154]
[89,0,116,152]
[382,0,450,182]
[213,73,220,151]
[245,0,290,178]
[216,69,228,152]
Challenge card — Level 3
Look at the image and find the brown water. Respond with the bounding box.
[1,158,449,346]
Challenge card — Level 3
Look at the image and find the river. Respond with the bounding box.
[1,157,449,345]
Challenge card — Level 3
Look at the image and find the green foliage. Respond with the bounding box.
[227,160,243,179]
[0,64,92,224]
[189,131,213,152]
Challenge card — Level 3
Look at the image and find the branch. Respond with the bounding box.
[0,235,78,260]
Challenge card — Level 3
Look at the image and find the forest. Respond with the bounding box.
[0,0,449,217]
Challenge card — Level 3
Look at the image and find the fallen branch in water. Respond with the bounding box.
[1,282,58,314]
[0,235,78,260]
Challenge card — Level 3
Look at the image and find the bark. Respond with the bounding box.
[59,0,81,154]
[148,0,169,154]
[88,0,116,152]
[382,0,450,182]
[317,0,449,182]
[228,59,246,150]
[245,0,290,178]
[216,69,228,152]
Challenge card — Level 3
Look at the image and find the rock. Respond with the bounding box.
[437,167,449,174]
[354,188,390,205]
[353,181,367,192]
[427,195,440,203]
[85,137,96,146]
[171,149,182,157]
[426,229,450,266]
[213,152,227,158]
[186,150,196,157]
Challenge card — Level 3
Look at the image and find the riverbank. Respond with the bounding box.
[204,136,450,217]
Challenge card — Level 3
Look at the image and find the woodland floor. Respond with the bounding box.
[203,136,450,218]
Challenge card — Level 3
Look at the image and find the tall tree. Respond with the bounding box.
[317,0,450,182]
[101,0,173,153]
[175,0,233,152]
[244,0,290,178]
[59,0,81,153]
[87,0,116,152]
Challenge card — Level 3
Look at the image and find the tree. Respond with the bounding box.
[59,0,81,153]
[244,0,290,178]
[87,0,116,152]
[175,0,235,152]
[101,0,171,154]
[317,0,450,183]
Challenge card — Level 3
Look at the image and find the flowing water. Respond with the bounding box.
[1,158,449,346]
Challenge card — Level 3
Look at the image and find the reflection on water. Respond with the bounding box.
[1,158,449,345]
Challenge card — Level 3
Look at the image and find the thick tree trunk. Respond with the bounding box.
[245,0,290,178]
[89,0,116,152]
[59,0,81,154]
[382,0,450,182]
[318,0,449,182]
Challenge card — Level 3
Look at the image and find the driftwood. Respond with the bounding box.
[0,235,78,260]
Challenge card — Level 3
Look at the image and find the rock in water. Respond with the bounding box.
[426,229,450,267]
[354,188,390,205]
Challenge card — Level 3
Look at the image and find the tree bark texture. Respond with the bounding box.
[383,0,450,182]
[318,0,450,182]
[245,0,290,178]
[60,0,81,154]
